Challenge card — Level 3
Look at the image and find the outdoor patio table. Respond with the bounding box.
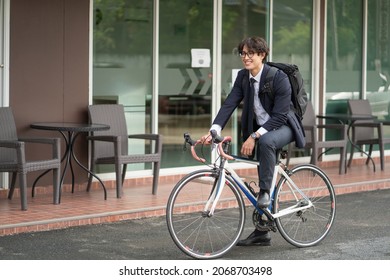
[316,113,377,172]
[30,122,110,200]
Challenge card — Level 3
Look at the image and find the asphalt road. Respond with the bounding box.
[0,188,389,260]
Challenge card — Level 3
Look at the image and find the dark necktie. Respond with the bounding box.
[248,78,256,134]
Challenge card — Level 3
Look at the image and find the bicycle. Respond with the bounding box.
[166,131,336,259]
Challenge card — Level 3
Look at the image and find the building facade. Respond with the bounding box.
[1,0,390,187]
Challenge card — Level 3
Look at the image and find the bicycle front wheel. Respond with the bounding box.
[274,164,336,247]
[166,169,245,259]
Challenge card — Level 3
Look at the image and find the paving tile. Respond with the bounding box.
[1,157,390,236]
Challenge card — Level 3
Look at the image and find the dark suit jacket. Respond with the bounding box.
[213,63,292,141]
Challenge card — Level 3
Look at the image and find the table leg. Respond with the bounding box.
[32,130,107,201]
[71,132,107,199]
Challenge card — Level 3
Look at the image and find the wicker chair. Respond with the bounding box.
[87,104,162,198]
[287,102,348,174]
[347,99,390,171]
[0,107,61,210]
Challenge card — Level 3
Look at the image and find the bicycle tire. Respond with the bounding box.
[273,164,336,247]
[166,169,245,259]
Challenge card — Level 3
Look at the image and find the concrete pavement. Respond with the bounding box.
[0,188,389,260]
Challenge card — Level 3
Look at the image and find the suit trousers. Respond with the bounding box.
[256,124,294,192]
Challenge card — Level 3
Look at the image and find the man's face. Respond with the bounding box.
[240,45,265,75]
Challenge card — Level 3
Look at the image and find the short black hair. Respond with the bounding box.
[238,36,269,61]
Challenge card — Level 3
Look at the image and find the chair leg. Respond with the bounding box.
[53,167,60,204]
[339,146,346,174]
[311,147,318,166]
[121,164,127,185]
[115,162,122,198]
[7,172,17,199]
[152,161,160,195]
[379,143,385,171]
[348,143,355,167]
[19,172,28,211]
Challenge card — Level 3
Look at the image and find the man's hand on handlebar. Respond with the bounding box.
[201,130,224,144]
[200,133,213,144]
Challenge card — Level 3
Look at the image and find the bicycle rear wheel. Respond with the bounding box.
[166,169,245,259]
[274,164,336,247]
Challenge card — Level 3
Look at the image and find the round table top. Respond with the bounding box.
[31,122,110,132]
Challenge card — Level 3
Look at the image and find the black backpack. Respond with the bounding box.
[263,62,308,120]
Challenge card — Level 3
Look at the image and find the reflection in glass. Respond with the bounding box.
[326,0,363,115]
[367,0,390,141]
[158,0,214,168]
[221,1,268,152]
[272,0,312,97]
[93,0,154,172]
[367,0,390,122]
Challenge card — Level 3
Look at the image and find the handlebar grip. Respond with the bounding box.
[210,129,224,143]
[183,132,197,146]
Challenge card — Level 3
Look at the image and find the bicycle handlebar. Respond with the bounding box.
[217,136,234,160]
[183,130,234,162]
[183,133,206,163]
[209,130,235,160]
[209,129,224,143]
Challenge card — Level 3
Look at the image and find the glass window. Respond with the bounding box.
[272,0,312,155]
[272,0,312,98]
[367,0,390,122]
[221,0,268,152]
[93,0,154,172]
[221,1,312,152]
[367,0,390,141]
[326,0,363,115]
[158,0,214,168]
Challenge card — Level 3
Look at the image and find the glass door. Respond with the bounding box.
[158,0,214,168]
[92,0,154,172]
[221,0,268,153]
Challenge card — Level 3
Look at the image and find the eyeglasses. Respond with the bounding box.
[239,51,256,58]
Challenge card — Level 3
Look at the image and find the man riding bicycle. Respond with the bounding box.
[201,36,304,246]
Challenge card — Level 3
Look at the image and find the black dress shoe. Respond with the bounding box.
[257,191,270,208]
[236,230,271,246]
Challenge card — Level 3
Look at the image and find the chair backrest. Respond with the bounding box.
[348,99,372,115]
[347,99,374,140]
[0,107,18,162]
[301,102,316,144]
[302,102,315,127]
[88,104,129,158]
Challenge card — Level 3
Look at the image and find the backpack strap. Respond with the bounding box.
[262,66,278,98]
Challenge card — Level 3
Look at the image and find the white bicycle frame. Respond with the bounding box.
[191,137,313,219]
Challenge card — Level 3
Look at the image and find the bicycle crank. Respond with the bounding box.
[252,209,277,232]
